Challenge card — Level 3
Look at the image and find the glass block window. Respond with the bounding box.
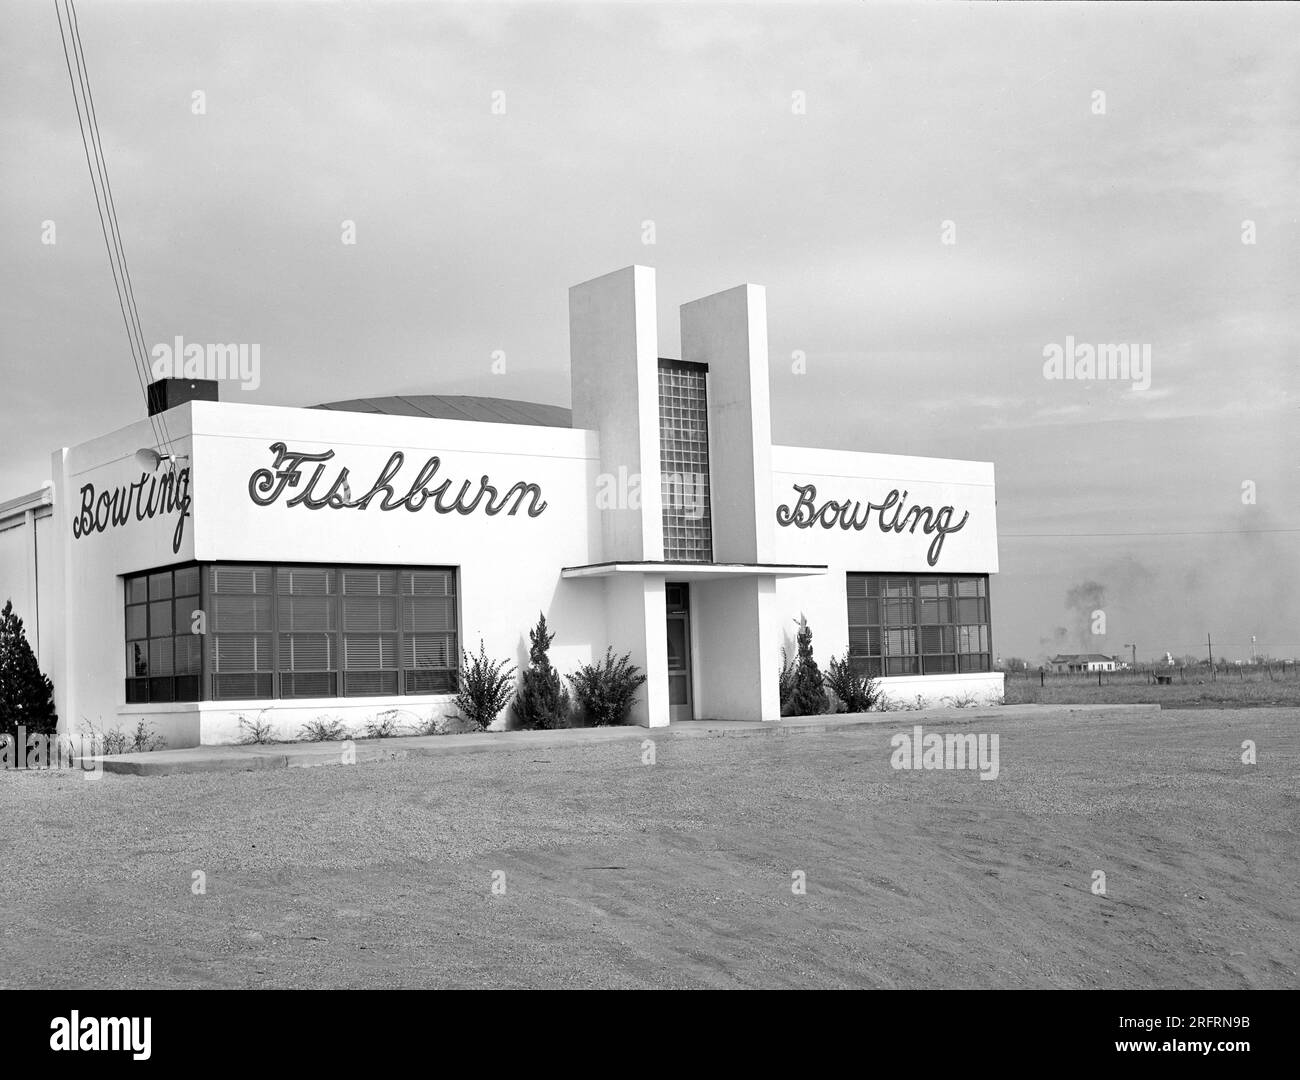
[847,574,992,677]
[124,564,202,703]
[658,359,712,562]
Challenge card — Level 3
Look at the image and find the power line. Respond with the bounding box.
[54,0,160,453]
[65,0,176,461]
[55,0,175,463]
[67,0,175,461]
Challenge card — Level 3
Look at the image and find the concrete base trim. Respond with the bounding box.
[86,703,1161,777]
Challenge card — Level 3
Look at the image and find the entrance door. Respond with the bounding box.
[665,583,693,722]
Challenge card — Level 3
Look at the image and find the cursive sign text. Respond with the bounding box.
[248,442,548,518]
[776,482,969,566]
[73,468,192,555]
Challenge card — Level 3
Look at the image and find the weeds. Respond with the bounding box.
[78,718,165,755]
[237,712,278,745]
[298,716,347,742]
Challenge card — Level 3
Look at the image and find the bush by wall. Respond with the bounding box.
[567,648,647,727]
[824,651,879,713]
[455,640,517,731]
[0,599,57,741]
[785,616,829,716]
[514,613,570,730]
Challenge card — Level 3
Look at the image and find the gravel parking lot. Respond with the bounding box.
[1,707,1296,989]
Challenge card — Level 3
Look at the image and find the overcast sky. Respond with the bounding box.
[1,0,1296,662]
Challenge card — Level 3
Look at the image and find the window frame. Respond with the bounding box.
[123,561,204,704]
[124,561,459,703]
[846,572,993,678]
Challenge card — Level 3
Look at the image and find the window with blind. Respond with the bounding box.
[124,565,202,703]
[846,573,991,677]
[125,562,457,702]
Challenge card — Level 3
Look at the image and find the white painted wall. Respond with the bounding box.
[770,444,1003,710]
[46,412,198,743]
[569,265,663,562]
[681,283,775,564]
[866,672,1004,710]
[0,519,36,635]
[692,576,781,721]
[593,572,669,727]
[37,398,615,747]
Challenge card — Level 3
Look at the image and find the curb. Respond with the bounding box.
[87,702,1163,777]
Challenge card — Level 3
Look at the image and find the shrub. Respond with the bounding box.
[299,716,347,742]
[785,616,829,716]
[567,648,647,727]
[824,652,879,713]
[0,599,57,741]
[237,712,277,745]
[364,710,401,739]
[454,640,517,731]
[514,613,570,730]
[778,648,796,716]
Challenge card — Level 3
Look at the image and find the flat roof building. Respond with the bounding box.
[0,266,1001,746]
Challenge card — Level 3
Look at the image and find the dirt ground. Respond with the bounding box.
[1,707,1296,989]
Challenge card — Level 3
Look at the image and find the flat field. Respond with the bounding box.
[1004,670,1300,709]
[1,707,1295,989]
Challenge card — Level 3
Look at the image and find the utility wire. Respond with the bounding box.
[56,0,175,463]
[55,0,161,453]
[66,0,175,462]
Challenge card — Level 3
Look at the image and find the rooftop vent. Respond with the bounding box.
[146,378,219,416]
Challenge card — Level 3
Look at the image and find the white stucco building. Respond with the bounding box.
[0,265,1002,747]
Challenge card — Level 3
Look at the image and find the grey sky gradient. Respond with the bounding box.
[1,1,1296,662]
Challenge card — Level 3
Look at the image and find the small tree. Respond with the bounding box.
[786,615,828,716]
[455,639,517,731]
[0,599,57,741]
[567,648,647,727]
[514,613,569,729]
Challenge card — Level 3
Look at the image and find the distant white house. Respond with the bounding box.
[1048,653,1117,674]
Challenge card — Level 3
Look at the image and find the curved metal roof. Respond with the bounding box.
[311,394,572,428]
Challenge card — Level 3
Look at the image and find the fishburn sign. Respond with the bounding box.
[775,482,969,566]
[72,467,192,555]
[248,442,549,518]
